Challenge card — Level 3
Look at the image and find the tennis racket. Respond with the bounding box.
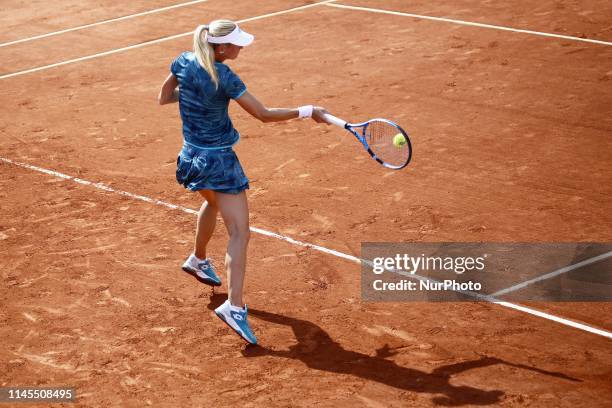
[322,113,412,170]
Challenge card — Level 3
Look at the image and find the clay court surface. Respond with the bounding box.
[1,0,611,406]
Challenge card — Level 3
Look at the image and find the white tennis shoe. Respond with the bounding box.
[181,255,222,287]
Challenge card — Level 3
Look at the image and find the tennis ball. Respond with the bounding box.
[393,133,406,148]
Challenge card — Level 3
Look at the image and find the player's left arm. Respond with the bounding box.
[158,73,179,105]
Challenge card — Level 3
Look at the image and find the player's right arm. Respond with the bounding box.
[236,91,329,123]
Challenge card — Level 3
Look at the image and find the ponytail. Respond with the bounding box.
[193,24,219,88]
[193,20,237,89]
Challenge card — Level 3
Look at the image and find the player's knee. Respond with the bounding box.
[237,225,250,243]
[227,222,250,242]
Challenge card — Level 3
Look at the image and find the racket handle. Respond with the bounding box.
[321,113,347,129]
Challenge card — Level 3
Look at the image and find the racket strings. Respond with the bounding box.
[364,121,410,168]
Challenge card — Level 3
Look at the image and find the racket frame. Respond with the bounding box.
[322,113,412,170]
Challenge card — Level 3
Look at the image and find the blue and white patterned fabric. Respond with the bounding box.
[171,52,249,194]
[171,51,247,148]
[176,144,249,194]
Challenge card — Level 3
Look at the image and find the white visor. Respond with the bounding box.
[207,25,254,47]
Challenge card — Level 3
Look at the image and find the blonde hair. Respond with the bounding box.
[193,20,236,89]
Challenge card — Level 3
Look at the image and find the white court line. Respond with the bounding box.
[327,3,612,46]
[0,0,337,80]
[1,155,610,340]
[389,269,612,339]
[0,156,356,263]
[491,251,612,297]
[0,0,210,48]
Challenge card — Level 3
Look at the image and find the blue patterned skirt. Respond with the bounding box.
[176,143,249,194]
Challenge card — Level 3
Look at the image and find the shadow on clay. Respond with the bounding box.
[206,293,579,406]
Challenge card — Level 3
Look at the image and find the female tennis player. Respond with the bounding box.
[158,20,328,345]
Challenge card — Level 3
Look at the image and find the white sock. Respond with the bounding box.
[229,302,245,312]
[189,254,203,266]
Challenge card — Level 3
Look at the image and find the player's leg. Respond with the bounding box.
[181,189,221,286]
[213,190,257,344]
[194,189,218,259]
[214,190,250,307]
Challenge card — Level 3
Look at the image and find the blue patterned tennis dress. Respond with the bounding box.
[171,51,249,194]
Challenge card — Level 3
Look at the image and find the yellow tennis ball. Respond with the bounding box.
[393,133,406,148]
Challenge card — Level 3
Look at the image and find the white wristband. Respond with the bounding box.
[298,105,314,118]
